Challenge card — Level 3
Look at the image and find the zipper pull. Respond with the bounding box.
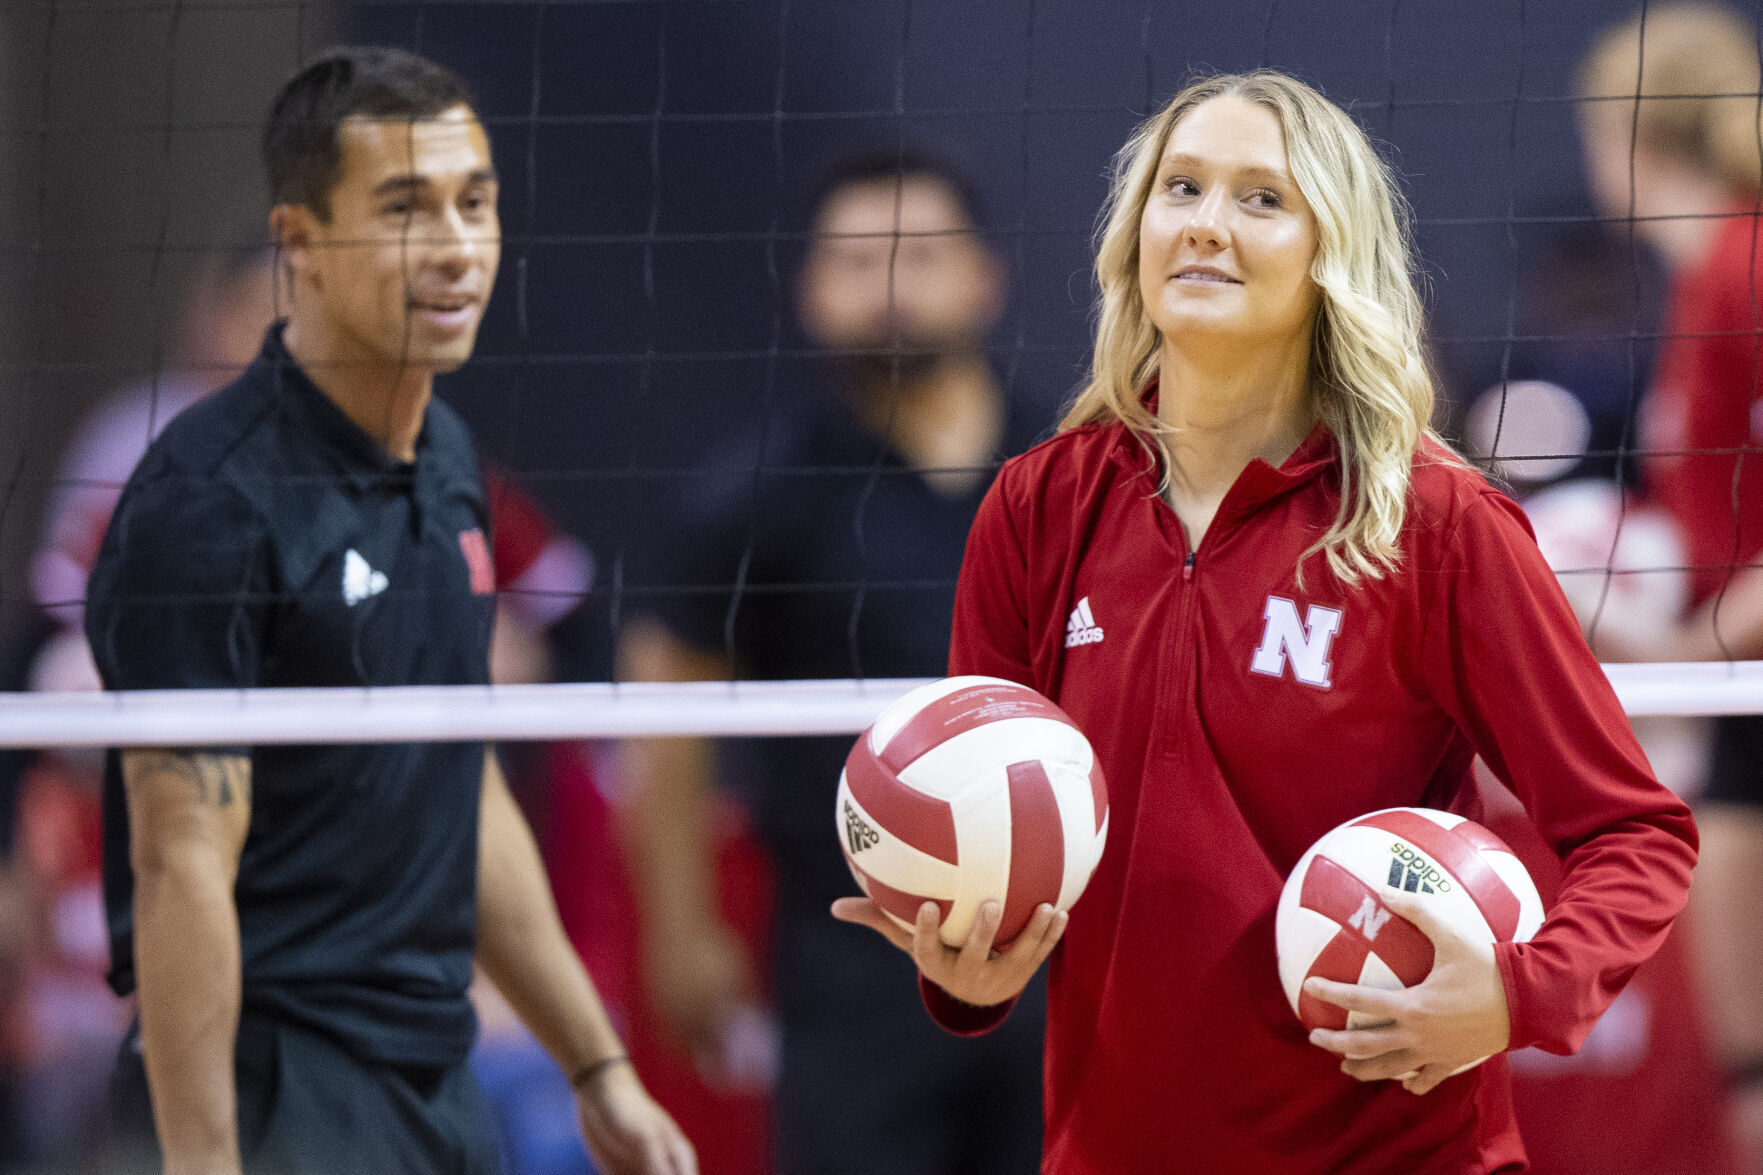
[1182,552,1195,583]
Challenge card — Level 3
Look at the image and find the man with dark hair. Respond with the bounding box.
[87,46,694,1175]
[620,148,1047,1175]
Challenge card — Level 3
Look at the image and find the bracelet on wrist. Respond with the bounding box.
[569,1053,631,1090]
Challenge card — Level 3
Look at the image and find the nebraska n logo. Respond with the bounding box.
[1250,596,1342,689]
[1346,894,1393,940]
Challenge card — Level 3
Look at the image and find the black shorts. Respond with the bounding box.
[1704,714,1763,807]
[103,1014,502,1175]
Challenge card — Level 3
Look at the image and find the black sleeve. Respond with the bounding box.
[627,459,761,659]
[84,470,272,692]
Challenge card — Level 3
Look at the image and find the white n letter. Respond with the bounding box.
[1249,596,1342,689]
[1346,894,1392,940]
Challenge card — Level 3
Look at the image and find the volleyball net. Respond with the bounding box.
[4,0,1763,751]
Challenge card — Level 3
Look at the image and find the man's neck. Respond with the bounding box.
[282,314,432,463]
[852,353,1004,495]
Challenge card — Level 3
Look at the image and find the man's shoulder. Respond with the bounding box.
[135,370,279,485]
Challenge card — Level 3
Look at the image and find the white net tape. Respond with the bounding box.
[0,662,1757,748]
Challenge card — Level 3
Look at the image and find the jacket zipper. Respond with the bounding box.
[1163,546,1199,756]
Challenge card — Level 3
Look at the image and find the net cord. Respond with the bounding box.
[0,662,1754,748]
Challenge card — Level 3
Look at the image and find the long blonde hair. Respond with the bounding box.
[1061,70,1442,584]
[1578,2,1763,195]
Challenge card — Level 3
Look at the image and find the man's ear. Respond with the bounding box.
[269,203,318,285]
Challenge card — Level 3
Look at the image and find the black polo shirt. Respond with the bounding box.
[86,324,496,1067]
[632,388,1047,1021]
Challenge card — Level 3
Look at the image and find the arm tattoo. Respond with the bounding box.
[131,750,252,809]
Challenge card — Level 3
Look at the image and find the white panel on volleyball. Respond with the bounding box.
[866,676,995,750]
[1275,902,1345,1015]
[839,786,961,905]
[893,717,1093,802]
[1351,952,1407,1029]
[942,777,1013,944]
[1047,761,1106,910]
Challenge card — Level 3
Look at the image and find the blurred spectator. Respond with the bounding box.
[619,148,1048,1175]
[31,249,278,631]
[1578,4,1763,1169]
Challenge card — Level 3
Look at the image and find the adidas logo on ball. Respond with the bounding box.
[836,676,1109,948]
[1386,842,1452,893]
[843,799,880,856]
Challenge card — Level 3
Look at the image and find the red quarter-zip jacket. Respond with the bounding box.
[926,416,1697,1174]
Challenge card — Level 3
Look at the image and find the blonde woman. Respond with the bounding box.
[834,71,1696,1173]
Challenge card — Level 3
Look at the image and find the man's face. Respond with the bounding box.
[284,105,500,375]
[799,176,1003,379]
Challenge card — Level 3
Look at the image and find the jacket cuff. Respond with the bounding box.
[919,973,1016,1037]
[1493,940,1529,1052]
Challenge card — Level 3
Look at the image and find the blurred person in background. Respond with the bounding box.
[619,148,1048,1175]
[1579,4,1763,1169]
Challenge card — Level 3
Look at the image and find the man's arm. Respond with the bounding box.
[123,748,252,1175]
[614,618,753,1066]
[475,750,695,1175]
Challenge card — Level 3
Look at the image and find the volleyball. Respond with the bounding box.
[1275,808,1545,1048]
[835,676,1108,948]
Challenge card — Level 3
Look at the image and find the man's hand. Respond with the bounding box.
[1301,886,1511,1096]
[574,1060,697,1175]
[831,897,1065,1009]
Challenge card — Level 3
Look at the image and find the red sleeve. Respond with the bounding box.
[918,465,1034,1035]
[1420,488,1698,1055]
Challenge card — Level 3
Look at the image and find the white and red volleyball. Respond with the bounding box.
[836,676,1108,948]
[1276,808,1544,1041]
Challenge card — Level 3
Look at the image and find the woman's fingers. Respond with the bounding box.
[956,901,1004,967]
[828,896,915,953]
[1302,976,1405,1021]
[909,900,949,975]
[1340,1049,1424,1083]
[1308,1022,1411,1060]
[834,895,1062,1008]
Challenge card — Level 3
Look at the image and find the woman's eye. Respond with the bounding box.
[1249,189,1283,209]
[1166,178,1199,197]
